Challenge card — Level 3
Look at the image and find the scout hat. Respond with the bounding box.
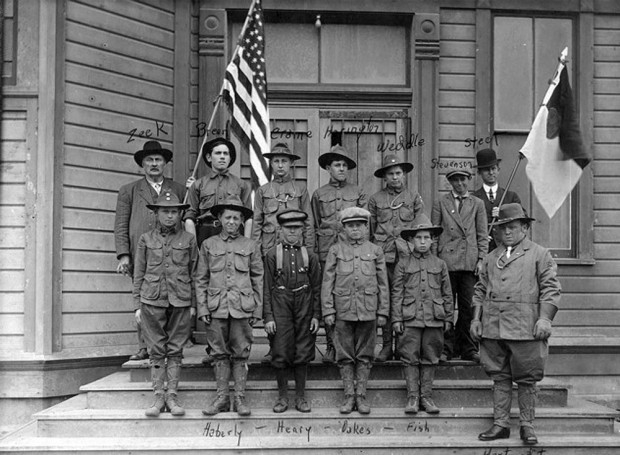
[446,168,472,180]
[276,208,307,227]
[318,144,357,170]
[491,203,535,226]
[134,140,173,166]
[211,195,253,220]
[374,154,414,178]
[400,213,443,239]
[146,191,189,211]
[263,142,301,161]
[339,207,370,225]
[201,137,237,167]
[474,148,502,169]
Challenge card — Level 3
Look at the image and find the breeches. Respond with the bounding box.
[398,326,444,366]
[141,304,191,361]
[206,317,254,361]
[334,320,376,365]
[480,338,548,385]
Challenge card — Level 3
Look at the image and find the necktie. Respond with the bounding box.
[457,196,463,212]
[488,189,494,203]
[506,246,512,258]
[153,183,161,195]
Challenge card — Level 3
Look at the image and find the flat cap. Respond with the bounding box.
[446,169,472,180]
[339,207,371,225]
[276,208,307,227]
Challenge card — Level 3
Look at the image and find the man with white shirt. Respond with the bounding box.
[115,140,186,361]
[472,149,521,252]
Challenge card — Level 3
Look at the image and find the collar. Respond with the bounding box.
[482,183,498,193]
[386,185,405,195]
[273,174,293,184]
[159,224,177,235]
[282,241,301,249]
[219,231,240,241]
[452,191,469,199]
[347,238,365,246]
[500,235,528,253]
[412,249,430,259]
[329,178,348,188]
[209,169,230,179]
[145,176,164,185]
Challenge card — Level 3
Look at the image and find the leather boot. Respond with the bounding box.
[232,360,251,416]
[375,325,393,362]
[145,359,166,417]
[492,379,513,428]
[165,357,185,416]
[323,325,336,364]
[355,363,371,414]
[339,363,356,414]
[294,364,311,412]
[273,368,289,413]
[403,365,420,414]
[420,365,440,414]
[202,359,231,416]
[518,384,538,444]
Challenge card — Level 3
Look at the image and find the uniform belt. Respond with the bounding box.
[276,284,308,293]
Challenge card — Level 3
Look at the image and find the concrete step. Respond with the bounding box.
[3,418,620,454]
[82,372,570,409]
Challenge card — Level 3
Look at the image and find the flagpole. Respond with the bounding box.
[184,0,261,201]
[487,47,569,232]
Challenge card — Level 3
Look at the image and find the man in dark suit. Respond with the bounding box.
[472,149,521,251]
[115,140,186,360]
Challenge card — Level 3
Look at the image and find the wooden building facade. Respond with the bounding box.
[1,0,619,426]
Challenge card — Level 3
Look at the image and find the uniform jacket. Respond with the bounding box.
[391,250,454,328]
[321,239,389,322]
[472,186,521,251]
[195,232,263,320]
[431,192,488,272]
[472,238,561,340]
[133,227,198,310]
[184,169,251,223]
[368,186,424,264]
[115,177,186,261]
[262,243,322,323]
[252,175,314,255]
[311,179,367,262]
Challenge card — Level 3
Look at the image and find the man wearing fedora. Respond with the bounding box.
[311,145,368,364]
[115,140,186,361]
[368,154,425,362]
[471,203,561,445]
[133,192,198,417]
[431,168,488,363]
[392,213,454,415]
[196,196,263,417]
[472,148,522,251]
[184,137,252,247]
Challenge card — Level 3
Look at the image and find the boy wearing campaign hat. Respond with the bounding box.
[311,145,368,364]
[368,154,425,362]
[263,209,322,413]
[472,149,522,251]
[184,137,251,247]
[431,168,488,363]
[133,192,198,418]
[392,213,454,415]
[195,196,263,417]
[321,207,389,415]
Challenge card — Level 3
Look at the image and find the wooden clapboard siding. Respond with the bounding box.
[438,9,476,172]
[61,0,176,349]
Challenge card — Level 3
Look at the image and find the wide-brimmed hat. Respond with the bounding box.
[134,140,173,166]
[146,192,189,211]
[318,145,357,170]
[339,207,370,225]
[263,143,301,161]
[277,208,307,227]
[400,213,443,239]
[474,148,502,169]
[201,137,237,167]
[211,195,253,220]
[374,154,414,178]
[491,203,535,226]
[446,168,472,180]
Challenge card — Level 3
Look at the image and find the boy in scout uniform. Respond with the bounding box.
[322,207,390,415]
[431,168,488,362]
[263,209,322,413]
[311,145,367,363]
[368,154,425,362]
[471,203,561,445]
[195,196,264,417]
[133,192,198,417]
[391,213,453,415]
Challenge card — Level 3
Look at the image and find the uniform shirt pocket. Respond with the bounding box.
[360,253,377,276]
[364,287,378,311]
[145,240,164,265]
[207,287,221,312]
[333,287,352,311]
[319,193,338,218]
[209,250,227,272]
[175,275,192,301]
[335,251,354,275]
[141,274,161,300]
[402,295,417,320]
[171,241,190,266]
[398,202,415,222]
[239,288,255,312]
[198,189,217,211]
[432,297,446,320]
[234,249,252,272]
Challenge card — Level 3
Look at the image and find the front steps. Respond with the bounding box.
[1,344,619,453]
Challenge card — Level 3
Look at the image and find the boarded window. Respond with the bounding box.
[2,0,17,85]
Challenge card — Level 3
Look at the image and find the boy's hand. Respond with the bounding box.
[324,315,335,327]
[475,259,483,276]
[392,321,404,334]
[310,318,319,334]
[443,321,453,333]
[249,317,257,327]
[377,315,387,327]
[117,255,131,276]
[199,315,211,325]
[190,308,196,318]
[470,320,482,342]
[264,321,276,335]
[134,309,141,325]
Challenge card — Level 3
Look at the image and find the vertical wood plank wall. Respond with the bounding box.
[61,0,176,350]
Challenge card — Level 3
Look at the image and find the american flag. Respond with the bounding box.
[223,0,270,187]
